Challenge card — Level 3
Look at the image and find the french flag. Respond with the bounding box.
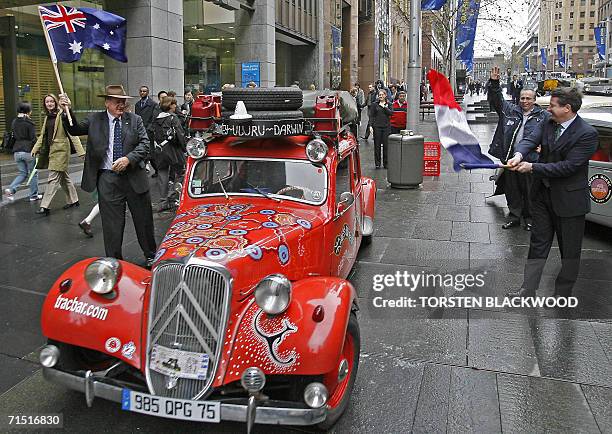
[427,69,499,171]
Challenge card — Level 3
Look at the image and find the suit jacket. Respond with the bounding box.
[63,110,150,194]
[515,115,598,217]
[135,97,156,127]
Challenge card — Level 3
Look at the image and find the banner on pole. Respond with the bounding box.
[540,48,547,68]
[594,26,606,61]
[455,0,481,73]
[557,43,566,68]
[524,56,529,72]
[38,4,127,63]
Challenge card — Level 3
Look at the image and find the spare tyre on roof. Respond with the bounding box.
[299,90,358,125]
[221,87,303,111]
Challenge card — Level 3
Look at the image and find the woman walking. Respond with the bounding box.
[369,90,393,169]
[32,94,85,216]
[151,96,186,212]
[4,102,41,201]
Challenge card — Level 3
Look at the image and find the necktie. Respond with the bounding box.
[554,123,563,141]
[113,118,123,161]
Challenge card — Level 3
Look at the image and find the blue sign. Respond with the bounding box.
[524,56,529,72]
[557,43,566,68]
[421,0,448,10]
[540,48,547,68]
[455,0,481,72]
[241,62,260,87]
[595,26,606,61]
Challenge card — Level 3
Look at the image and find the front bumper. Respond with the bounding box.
[43,368,326,426]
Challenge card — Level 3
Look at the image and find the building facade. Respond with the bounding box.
[598,0,612,76]
[539,0,601,76]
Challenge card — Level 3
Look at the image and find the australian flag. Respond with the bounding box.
[38,4,127,63]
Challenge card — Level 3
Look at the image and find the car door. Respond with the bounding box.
[330,154,357,278]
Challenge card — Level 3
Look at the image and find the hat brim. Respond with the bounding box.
[97,94,134,99]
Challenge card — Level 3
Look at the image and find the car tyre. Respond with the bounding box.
[316,311,360,431]
[361,233,372,246]
[221,87,303,111]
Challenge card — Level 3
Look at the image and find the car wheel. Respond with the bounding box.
[317,312,360,431]
[221,87,303,111]
[361,233,372,246]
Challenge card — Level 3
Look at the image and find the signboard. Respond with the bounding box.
[241,62,260,87]
[595,26,606,61]
[216,119,306,138]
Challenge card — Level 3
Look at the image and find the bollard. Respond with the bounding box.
[387,131,424,189]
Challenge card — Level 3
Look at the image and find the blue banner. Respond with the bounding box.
[595,26,606,61]
[540,48,547,68]
[422,0,448,10]
[557,43,566,68]
[524,56,529,72]
[455,0,481,73]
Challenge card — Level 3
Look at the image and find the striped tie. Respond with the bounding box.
[113,118,123,161]
[554,123,563,141]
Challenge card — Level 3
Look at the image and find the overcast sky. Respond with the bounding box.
[473,0,530,57]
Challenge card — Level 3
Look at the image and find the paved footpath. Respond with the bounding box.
[0,97,611,432]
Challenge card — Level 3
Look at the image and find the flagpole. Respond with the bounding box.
[38,10,73,126]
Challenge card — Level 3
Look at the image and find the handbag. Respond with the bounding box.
[1,130,15,153]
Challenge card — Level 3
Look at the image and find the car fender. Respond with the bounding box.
[41,259,150,370]
[361,176,376,220]
[219,277,357,385]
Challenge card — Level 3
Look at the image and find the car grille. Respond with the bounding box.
[146,261,231,399]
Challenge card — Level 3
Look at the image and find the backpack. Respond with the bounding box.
[153,115,175,151]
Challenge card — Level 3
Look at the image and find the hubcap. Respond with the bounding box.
[337,358,349,382]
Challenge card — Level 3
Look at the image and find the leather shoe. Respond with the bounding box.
[505,287,536,298]
[145,257,155,269]
[78,220,93,238]
[502,220,520,229]
[63,201,80,210]
[35,207,50,216]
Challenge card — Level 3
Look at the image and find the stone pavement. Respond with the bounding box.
[0,98,611,432]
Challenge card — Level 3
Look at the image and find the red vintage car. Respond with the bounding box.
[38,88,376,431]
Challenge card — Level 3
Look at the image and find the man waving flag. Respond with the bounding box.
[39,4,127,63]
[427,69,499,171]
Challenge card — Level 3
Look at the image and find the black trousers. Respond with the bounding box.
[505,170,532,223]
[97,171,157,260]
[373,127,389,167]
[522,184,585,296]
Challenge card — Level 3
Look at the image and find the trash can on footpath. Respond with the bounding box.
[387,132,424,188]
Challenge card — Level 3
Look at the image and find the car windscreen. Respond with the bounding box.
[190,158,328,204]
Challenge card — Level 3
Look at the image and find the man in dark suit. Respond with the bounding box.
[509,75,523,105]
[135,85,155,126]
[59,85,156,267]
[506,87,598,298]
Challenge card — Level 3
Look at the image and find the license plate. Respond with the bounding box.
[149,344,209,380]
[121,389,220,422]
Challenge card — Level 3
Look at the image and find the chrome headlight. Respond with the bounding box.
[254,274,292,315]
[85,258,121,295]
[305,139,328,163]
[186,136,207,159]
[40,345,60,368]
[303,382,328,408]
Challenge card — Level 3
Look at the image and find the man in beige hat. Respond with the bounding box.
[59,85,157,267]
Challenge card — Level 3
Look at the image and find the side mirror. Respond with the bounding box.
[336,191,354,215]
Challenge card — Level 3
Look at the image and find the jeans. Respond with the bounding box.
[8,152,38,197]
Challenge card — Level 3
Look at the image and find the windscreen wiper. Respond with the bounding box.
[246,182,281,202]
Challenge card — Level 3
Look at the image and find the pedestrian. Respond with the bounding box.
[506,87,598,299]
[135,85,155,126]
[180,88,194,132]
[147,90,167,177]
[32,94,85,216]
[475,81,481,96]
[4,102,41,202]
[370,89,393,169]
[361,83,377,141]
[167,90,177,98]
[374,79,392,101]
[389,84,398,102]
[59,85,157,267]
[390,91,408,135]
[354,82,365,126]
[398,79,406,92]
[152,96,186,212]
[487,66,550,231]
[509,75,523,105]
[469,82,475,96]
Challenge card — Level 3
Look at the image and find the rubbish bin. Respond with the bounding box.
[387,132,424,188]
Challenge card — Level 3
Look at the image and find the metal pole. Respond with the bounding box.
[450,0,457,93]
[606,17,611,78]
[405,0,421,133]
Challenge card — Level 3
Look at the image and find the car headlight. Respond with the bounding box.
[186,136,207,159]
[85,258,121,295]
[254,274,292,315]
[305,139,328,163]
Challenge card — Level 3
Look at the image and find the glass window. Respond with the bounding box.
[0,1,105,128]
[190,158,328,204]
[335,157,351,205]
[580,23,585,29]
[183,0,236,93]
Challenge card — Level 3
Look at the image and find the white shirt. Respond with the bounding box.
[103,111,120,170]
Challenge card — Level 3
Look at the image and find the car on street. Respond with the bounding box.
[38,88,376,432]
